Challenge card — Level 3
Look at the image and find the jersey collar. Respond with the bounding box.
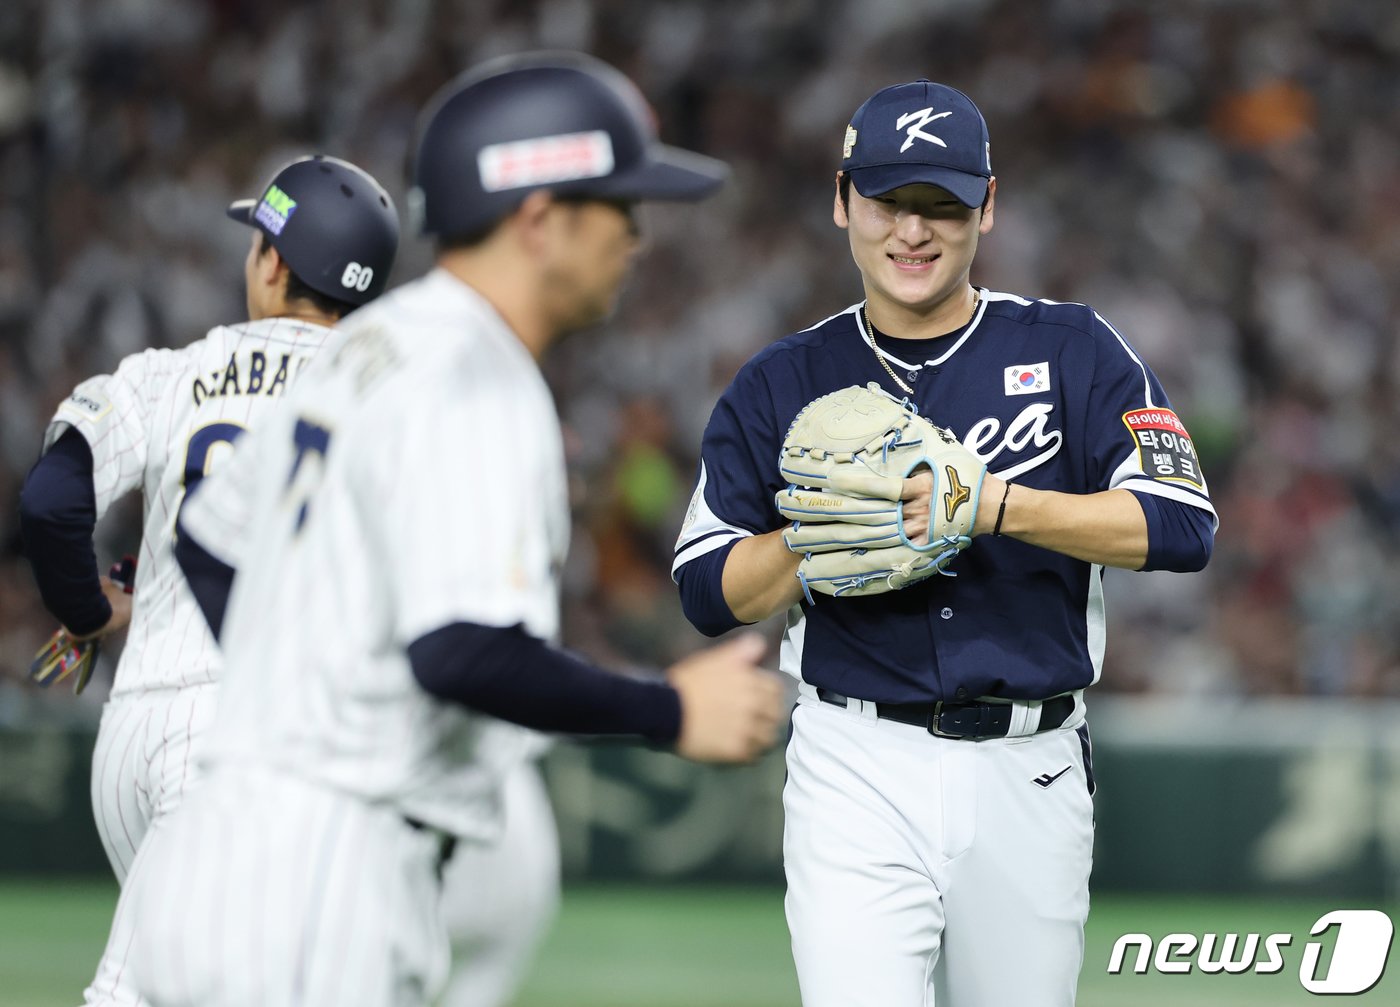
[857,288,988,373]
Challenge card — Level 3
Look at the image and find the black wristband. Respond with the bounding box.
[992,482,1012,537]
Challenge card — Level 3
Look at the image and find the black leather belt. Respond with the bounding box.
[816,688,1075,740]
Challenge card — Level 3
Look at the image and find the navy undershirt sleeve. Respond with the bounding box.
[173,515,236,642]
[675,538,746,637]
[407,622,682,745]
[18,429,111,635]
[1129,491,1214,573]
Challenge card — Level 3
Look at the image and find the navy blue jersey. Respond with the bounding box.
[673,289,1216,703]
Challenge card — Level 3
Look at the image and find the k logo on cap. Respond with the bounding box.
[896,108,952,152]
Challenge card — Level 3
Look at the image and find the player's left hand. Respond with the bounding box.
[29,557,136,695]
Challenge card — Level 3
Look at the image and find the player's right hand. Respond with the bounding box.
[29,557,136,694]
[29,631,101,692]
[667,633,785,764]
[62,574,135,646]
[898,467,934,545]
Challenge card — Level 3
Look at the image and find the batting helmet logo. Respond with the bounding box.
[478,130,616,193]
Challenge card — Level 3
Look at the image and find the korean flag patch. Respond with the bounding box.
[1005,362,1050,396]
[1122,408,1204,488]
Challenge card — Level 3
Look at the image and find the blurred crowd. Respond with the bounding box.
[2,0,1398,719]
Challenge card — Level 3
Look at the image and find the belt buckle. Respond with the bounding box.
[928,700,992,739]
[927,700,959,738]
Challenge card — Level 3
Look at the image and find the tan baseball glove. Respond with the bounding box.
[775,383,986,599]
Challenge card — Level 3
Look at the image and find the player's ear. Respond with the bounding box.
[253,239,285,288]
[833,172,850,230]
[511,190,561,253]
[979,177,996,235]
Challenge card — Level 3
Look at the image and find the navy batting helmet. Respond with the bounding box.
[226,155,399,306]
[411,51,728,239]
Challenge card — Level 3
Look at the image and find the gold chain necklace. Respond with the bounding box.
[862,288,981,396]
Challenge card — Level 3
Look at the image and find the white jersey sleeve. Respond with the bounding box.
[46,349,182,518]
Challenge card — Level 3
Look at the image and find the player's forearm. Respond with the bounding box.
[722,529,805,622]
[18,430,112,635]
[409,621,681,743]
[977,480,1148,570]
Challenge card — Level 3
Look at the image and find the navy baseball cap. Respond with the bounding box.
[841,80,991,207]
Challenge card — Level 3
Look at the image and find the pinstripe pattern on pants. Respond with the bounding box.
[85,685,217,1006]
[126,767,449,1007]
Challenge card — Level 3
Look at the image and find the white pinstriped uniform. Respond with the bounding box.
[43,318,334,1006]
[126,269,566,1006]
[49,319,334,701]
[439,758,560,1007]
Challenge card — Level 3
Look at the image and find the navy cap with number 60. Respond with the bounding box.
[226,155,400,306]
[841,80,992,208]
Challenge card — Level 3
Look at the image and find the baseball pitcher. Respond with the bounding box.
[673,80,1216,1006]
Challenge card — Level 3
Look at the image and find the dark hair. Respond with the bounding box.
[434,217,507,254]
[256,232,357,318]
[837,172,990,214]
[434,192,639,254]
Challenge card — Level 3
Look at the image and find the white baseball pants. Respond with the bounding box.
[783,692,1095,1006]
[439,760,560,1007]
[126,767,449,1007]
[84,685,217,1006]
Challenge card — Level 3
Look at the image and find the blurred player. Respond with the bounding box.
[673,80,1217,1005]
[124,51,785,1007]
[17,154,399,1006]
[439,749,560,1007]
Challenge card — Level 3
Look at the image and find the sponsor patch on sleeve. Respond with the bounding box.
[56,389,112,425]
[677,480,703,545]
[1122,408,1203,487]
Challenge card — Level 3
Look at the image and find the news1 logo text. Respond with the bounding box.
[1108,909,1394,995]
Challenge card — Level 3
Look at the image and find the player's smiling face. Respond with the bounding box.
[835,176,995,330]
